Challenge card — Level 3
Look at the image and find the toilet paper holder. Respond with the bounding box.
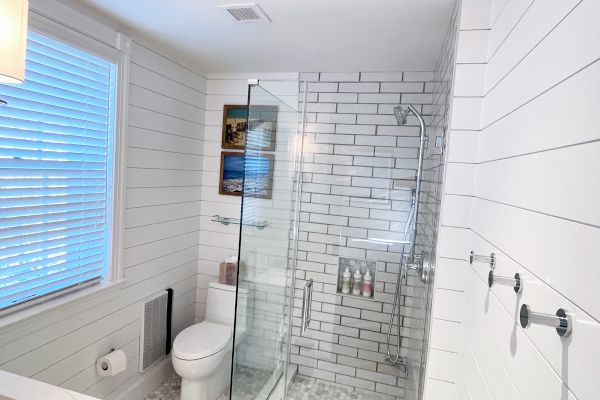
[97,348,127,377]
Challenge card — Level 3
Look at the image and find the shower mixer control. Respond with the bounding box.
[402,253,431,284]
[434,135,445,155]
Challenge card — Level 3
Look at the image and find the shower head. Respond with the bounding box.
[393,106,409,125]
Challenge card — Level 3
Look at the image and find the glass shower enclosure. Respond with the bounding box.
[231,79,443,400]
[231,82,302,400]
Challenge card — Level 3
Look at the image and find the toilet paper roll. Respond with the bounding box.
[96,349,127,377]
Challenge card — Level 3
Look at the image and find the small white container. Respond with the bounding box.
[352,269,362,296]
[341,266,351,294]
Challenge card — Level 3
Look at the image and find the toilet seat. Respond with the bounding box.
[173,321,232,361]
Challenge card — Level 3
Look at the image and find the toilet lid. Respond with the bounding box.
[173,322,233,360]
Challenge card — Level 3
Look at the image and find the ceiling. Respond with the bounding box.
[71,0,455,73]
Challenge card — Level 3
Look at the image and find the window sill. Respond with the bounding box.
[0,279,126,345]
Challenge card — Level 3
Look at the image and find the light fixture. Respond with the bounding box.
[0,0,29,84]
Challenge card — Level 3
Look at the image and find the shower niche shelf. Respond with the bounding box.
[336,257,377,300]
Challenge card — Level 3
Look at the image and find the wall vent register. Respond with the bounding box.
[0,31,117,314]
[139,289,173,372]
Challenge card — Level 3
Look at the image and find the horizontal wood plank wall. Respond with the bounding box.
[0,40,207,400]
[428,0,600,399]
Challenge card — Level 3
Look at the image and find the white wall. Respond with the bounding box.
[427,0,600,399]
[0,2,207,399]
[196,73,299,322]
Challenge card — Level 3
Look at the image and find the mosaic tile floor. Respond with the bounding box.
[146,371,386,400]
[231,365,273,400]
[145,365,271,400]
[286,377,387,400]
[145,373,181,400]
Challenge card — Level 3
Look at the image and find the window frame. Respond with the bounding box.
[0,4,130,324]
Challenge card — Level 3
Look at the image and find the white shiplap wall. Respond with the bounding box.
[427,0,600,399]
[196,73,299,322]
[0,35,207,400]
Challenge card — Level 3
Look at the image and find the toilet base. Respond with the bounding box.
[177,350,232,400]
[181,379,207,400]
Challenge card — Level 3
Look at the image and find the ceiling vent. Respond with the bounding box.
[219,3,271,23]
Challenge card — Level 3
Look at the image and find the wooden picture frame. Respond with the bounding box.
[221,105,278,151]
[219,151,275,199]
[243,152,274,199]
[221,105,247,150]
[219,152,244,196]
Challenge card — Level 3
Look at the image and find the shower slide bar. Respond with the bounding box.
[211,214,269,230]
[520,304,573,338]
[469,251,496,270]
[301,279,313,335]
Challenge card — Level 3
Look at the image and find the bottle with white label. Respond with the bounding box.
[341,266,351,294]
[352,268,362,296]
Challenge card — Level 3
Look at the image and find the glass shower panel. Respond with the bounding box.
[231,83,301,400]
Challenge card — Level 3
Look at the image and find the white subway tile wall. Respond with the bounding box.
[291,69,452,400]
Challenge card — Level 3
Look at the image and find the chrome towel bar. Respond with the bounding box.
[519,304,572,338]
[488,271,523,293]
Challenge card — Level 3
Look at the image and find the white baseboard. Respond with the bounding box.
[107,356,173,400]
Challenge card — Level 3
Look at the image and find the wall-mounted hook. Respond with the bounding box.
[519,304,572,338]
[469,251,496,270]
[488,271,522,293]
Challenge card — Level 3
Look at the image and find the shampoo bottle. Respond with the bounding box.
[352,268,362,296]
[341,266,351,294]
[362,270,373,298]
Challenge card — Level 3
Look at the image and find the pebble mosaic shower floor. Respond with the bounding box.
[146,370,388,400]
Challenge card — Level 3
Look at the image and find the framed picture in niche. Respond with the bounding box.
[222,105,278,151]
[219,152,275,199]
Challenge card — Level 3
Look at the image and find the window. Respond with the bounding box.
[0,30,118,313]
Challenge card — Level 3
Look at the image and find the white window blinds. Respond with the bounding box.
[0,31,117,312]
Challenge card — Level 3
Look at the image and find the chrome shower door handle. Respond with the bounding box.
[301,279,313,335]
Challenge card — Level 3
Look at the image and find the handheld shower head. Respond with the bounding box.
[393,106,408,125]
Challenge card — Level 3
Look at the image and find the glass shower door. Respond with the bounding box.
[231,83,301,400]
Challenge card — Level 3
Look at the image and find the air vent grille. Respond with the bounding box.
[220,3,271,23]
[139,291,169,372]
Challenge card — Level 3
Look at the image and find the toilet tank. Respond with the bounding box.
[205,282,236,326]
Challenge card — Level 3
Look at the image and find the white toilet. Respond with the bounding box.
[172,282,236,400]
